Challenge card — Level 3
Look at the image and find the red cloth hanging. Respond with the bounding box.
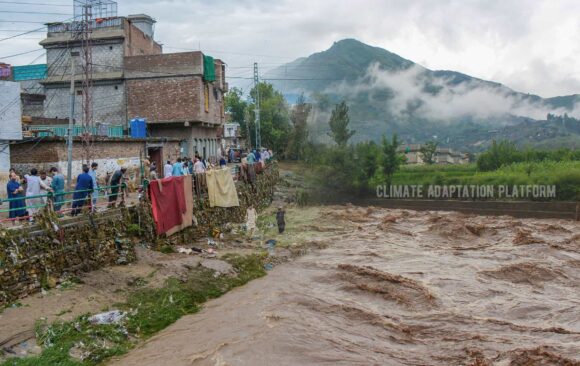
[149,176,187,235]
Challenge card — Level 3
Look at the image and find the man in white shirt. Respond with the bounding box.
[262,149,270,162]
[163,160,173,178]
[193,158,206,174]
[25,168,51,221]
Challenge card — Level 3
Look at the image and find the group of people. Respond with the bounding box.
[5,167,64,223]
[70,163,127,216]
[4,164,128,223]
[244,148,272,166]
[160,151,226,179]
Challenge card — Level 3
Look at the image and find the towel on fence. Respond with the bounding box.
[149,176,187,235]
[164,175,194,236]
[206,168,240,208]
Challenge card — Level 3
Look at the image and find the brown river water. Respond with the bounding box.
[111,206,580,366]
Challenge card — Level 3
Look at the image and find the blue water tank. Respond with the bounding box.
[130,118,146,138]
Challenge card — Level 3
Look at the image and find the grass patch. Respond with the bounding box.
[1,254,266,366]
[391,161,580,200]
[159,245,175,254]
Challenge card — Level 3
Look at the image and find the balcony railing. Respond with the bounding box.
[26,124,124,138]
[47,17,123,34]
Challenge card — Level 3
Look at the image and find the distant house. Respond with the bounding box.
[398,144,468,165]
[222,122,241,147]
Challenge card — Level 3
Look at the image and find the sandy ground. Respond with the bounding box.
[0,245,250,357]
[107,205,580,366]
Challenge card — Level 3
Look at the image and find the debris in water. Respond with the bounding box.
[88,310,126,325]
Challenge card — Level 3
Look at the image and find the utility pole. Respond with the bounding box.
[67,51,79,190]
[253,62,261,149]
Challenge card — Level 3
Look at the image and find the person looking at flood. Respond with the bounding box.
[49,167,65,213]
[6,171,27,224]
[108,167,127,208]
[276,207,286,234]
[71,165,93,216]
[25,168,51,221]
[246,205,257,239]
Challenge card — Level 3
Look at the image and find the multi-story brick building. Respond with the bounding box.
[40,14,162,126]
[125,51,227,160]
[38,14,227,165]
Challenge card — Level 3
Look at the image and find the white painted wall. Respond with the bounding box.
[0,81,23,141]
[0,81,22,197]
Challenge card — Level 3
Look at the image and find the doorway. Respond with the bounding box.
[148,147,163,178]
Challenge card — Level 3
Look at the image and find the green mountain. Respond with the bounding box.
[265,39,580,151]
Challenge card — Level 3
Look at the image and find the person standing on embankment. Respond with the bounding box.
[276,207,286,234]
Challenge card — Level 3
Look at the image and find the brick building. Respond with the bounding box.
[10,136,181,186]
[38,14,227,162]
[40,15,162,126]
[125,51,227,159]
[6,12,227,183]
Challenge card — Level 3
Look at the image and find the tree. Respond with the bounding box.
[286,93,312,160]
[248,82,291,155]
[419,141,439,164]
[380,134,404,185]
[328,101,355,147]
[224,87,248,139]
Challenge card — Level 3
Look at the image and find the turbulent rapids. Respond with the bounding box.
[111,205,580,366]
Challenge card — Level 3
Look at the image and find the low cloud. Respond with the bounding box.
[329,63,579,122]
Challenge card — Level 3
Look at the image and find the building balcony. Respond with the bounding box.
[24,124,125,138]
[47,17,123,34]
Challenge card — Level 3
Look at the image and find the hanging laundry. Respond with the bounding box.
[149,176,187,235]
[164,175,194,236]
[206,168,240,207]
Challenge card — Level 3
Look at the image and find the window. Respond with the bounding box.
[76,90,83,95]
[109,46,113,50]
[114,85,118,90]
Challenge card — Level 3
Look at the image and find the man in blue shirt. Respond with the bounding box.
[88,162,99,211]
[71,165,93,216]
[172,157,184,176]
[246,150,256,164]
[49,167,65,212]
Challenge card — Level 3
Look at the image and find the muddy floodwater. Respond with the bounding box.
[111,206,580,366]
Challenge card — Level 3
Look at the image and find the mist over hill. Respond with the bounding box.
[264,39,580,150]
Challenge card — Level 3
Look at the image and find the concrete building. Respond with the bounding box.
[40,15,162,126]
[38,14,227,164]
[0,81,23,196]
[10,137,181,188]
[0,64,47,118]
[125,51,227,161]
[399,144,468,165]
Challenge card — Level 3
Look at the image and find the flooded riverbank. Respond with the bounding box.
[110,205,580,365]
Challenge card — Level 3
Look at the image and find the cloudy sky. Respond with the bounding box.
[1,0,579,97]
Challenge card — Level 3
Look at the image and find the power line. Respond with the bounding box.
[0,29,46,32]
[0,48,44,59]
[0,20,54,23]
[0,10,72,15]
[0,25,47,42]
[0,1,69,6]
[163,45,296,60]
[0,15,76,42]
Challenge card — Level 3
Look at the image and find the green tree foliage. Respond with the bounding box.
[224,87,248,139]
[248,83,292,155]
[476,140,580,171]
[328,101,355,147]
[286,94,312,160]
[419,141,438,164]
[379,134,405,185]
